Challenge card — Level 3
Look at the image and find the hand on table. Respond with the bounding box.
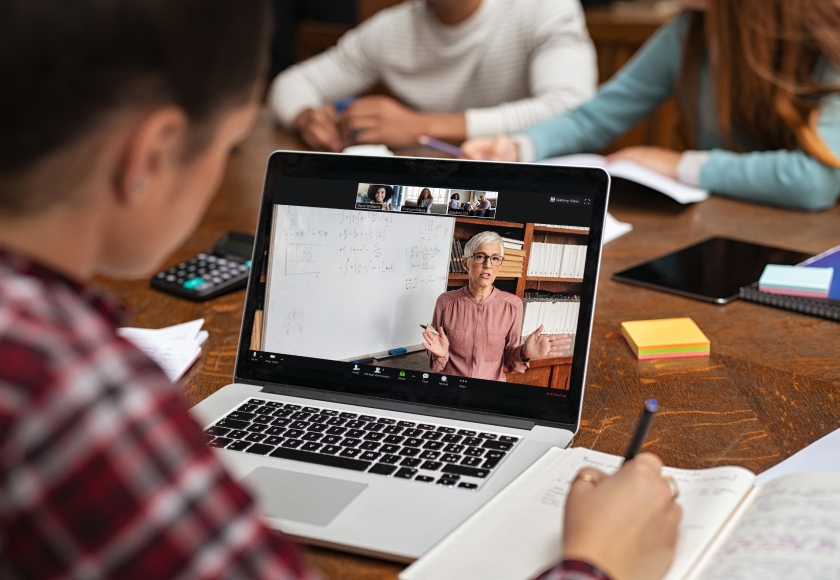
[461,135,520,161]
[563,453,682,580]
[521,325,571,360]
[606,146,681,180]
[422,325,449,359]
[339,95,426,149]
[294,105,345,152]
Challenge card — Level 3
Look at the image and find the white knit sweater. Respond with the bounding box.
[269,0,598,138]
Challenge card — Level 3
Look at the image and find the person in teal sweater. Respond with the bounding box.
[462,0,840,211]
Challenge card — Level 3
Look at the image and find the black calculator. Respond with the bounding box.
[150,232,255,301]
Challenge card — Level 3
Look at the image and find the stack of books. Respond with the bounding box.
[499,237,525,277]
[526,243,586,279]
[521,293,580,343]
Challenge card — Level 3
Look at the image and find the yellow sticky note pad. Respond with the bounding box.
[620,318,710,360]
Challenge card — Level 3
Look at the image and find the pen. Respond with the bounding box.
[420,324,440,336]
[418,135,463,157]
[623,398,658,462]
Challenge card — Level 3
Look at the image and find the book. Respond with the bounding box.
[118,319,208,382]
[621,317,710,360]
[504,247,527,257]
[739,244,840,321]
[400,446,840,580]
[739,283,840,321]
[540,154,709,205]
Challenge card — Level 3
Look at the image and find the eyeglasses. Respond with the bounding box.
[468,253,503,266]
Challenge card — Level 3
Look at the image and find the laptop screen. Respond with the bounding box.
[235,153,609,428]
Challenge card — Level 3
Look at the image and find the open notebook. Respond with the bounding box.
[401,447,840,580]
[541,154,709,205]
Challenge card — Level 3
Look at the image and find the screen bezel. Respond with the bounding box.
[234,151,610,429]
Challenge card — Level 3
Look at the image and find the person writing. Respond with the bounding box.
[463,0,840,211]
[423,232,570,381]
[269,0,597,152]
[417,187,435,213]
[0,1,681,578]
[368,184,396,211]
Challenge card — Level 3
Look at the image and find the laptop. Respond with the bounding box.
[191,151,610,562]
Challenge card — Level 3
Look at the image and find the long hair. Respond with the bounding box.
[418,188,433,202]
[676,0,840,167]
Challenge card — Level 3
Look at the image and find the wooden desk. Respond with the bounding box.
[97,109,840,579]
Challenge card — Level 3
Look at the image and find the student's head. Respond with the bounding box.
[0,0,271,278]
[418,188,433,201]
[479,194,486,202]
[451,193,460,200]
[678,0,840,169]
[369,185,393,204]
[462,231,503,290]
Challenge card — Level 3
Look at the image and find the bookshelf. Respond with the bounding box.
[447,219,588,390]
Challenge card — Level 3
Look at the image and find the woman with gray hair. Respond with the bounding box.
[423,231,571,381]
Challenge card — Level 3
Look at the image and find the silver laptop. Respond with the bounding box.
[191,151,610,562]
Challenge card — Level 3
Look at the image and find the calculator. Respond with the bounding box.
[150,232,255,301]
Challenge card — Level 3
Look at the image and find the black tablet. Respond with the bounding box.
[612,237,812,304]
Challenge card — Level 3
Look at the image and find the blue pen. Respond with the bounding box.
[334,97,355,114]
[418,135,463,157]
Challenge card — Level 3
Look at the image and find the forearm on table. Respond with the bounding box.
[699,148,840,210]
[418,112,467,143]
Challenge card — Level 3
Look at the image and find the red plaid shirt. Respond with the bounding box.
[0,248,320,579]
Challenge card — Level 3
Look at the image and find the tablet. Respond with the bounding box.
[612,237,812,304]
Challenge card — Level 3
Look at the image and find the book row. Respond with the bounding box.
[521,298,580,341]
[526,243,587,279]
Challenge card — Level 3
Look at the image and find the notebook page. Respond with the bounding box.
[688,472,840,580]
[400,447,755,580]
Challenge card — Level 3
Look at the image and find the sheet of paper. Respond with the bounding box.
[607,160,709,204]
[401,447,755,580]
[604,212,633,244]
[541,155,710,205]
[691,473,840,580]
[118,319,206,382]
[756,427,840,485]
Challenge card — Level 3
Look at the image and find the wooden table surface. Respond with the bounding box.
[98,108,840,578]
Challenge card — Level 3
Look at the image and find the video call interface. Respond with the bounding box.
[247,177,595,404]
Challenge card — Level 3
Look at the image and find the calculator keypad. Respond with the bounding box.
[153,252,251,298]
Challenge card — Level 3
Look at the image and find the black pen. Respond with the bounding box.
[623,398,658,462]
[420,324,440,336]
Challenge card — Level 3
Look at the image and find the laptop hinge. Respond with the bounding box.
[254,381,536,431]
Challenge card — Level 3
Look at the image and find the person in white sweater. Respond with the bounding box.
[269,0,597,151]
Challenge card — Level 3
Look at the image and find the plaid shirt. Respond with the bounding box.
[0,248,319,580]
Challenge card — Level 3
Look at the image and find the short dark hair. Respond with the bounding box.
[0,0,271,212]
[368,184,393,202]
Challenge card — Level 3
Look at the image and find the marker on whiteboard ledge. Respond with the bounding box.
[388,348,408,356]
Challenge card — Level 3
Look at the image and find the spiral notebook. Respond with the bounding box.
[739,244,840,321]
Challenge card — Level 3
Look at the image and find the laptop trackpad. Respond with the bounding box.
[242,467,367,526]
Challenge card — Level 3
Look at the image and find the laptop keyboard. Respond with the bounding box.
[204,398,520,490]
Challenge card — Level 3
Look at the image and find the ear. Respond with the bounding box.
[114,106,189,206]
[461,257,468,270]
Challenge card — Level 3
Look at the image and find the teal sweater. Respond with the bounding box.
[523,12,840,211]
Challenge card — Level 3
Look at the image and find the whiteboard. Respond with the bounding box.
[262,206,455,361]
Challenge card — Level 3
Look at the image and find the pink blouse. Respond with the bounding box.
[429,286,529,381]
